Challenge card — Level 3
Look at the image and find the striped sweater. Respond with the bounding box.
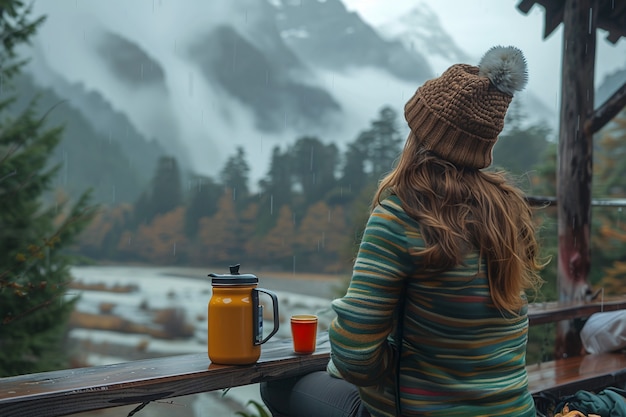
[328,195,535,417]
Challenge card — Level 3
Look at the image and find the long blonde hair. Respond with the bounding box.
[374,133,544,315]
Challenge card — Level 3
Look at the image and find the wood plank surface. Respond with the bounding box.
[0,335,331,417]
[4,299,626,417]
[527,352,626,395]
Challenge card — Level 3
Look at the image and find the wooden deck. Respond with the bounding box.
[1,298,626,417]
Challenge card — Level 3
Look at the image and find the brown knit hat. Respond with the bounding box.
[404,46,528,169]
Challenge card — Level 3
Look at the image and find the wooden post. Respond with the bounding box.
[556,0,598,359]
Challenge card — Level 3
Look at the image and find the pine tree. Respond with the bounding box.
[340,106,403,196]
[290,136,339,206]
[133,156,182,226]
[368,106,403,179]
[220,146,250,202]
[257,146,294,234]
[0,1,95,376]
[184,174,221,237]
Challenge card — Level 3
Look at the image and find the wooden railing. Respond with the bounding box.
[526,296,626,396]
[2,296,626,417]
[0,335,332,417]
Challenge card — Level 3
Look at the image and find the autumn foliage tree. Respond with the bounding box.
[591,108,626,292]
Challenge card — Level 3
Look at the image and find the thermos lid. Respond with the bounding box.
[208,264,258,286]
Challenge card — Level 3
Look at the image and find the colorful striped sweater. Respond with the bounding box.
[328,195,535,417]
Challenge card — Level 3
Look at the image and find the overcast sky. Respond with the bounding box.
[343,0,626,114]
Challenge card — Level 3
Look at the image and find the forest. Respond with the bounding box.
[69,102,626,303]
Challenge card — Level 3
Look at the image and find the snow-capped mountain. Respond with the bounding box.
[23,0,562,197]
[272,0,432,82]
[377,2,472,76]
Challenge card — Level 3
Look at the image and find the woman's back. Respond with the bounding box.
[335,196,535,417]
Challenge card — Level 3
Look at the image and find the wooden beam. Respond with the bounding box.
[585,81,626,135]
[556,0,598,359]
[544,3,566,38]
[528,296,626,325]
[525,196,626,207]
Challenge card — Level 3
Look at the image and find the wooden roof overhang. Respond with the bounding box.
[517,0,626,43]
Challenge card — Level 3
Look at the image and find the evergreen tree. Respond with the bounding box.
[220,146,250,202]
[290,136,339,206]
[133,156,182,225]
[340,106,403,195]
[257,146,293,234]
[0,1,95,376]
[368,106,403,179]
[492,116,552,176]
[184,174,221,237]
[339,139,369,200]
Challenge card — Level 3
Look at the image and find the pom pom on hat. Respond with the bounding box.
[478,45,528,95]
[403,45,528,169]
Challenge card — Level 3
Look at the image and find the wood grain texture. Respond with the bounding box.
[0,335,331,417]
[556,0,598,359]
[527,352,626,395]
[3,300,626,417]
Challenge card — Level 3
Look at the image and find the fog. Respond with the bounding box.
[28,0,419,184]
[27,0,626,185]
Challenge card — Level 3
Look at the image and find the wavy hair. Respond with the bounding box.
[374,133,544,315]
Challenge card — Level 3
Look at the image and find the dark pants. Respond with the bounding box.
[260,371,372,417]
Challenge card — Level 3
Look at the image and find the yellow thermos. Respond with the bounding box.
[207,264,279,365]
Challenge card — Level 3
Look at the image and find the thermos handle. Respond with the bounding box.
[255,288,280,345]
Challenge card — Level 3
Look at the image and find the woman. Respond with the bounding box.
[261,45,545,417]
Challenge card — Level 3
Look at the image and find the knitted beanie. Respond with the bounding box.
[404,45,528,169]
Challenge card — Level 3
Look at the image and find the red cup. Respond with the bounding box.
[290,314,318,354]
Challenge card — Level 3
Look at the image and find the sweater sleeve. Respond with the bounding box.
[328,200,413,386]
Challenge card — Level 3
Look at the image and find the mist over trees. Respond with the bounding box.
[65,97,626,302]
[76,106,408,272]
[72,104,566,275]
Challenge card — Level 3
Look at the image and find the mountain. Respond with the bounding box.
[597,67,626,108]
[96,31,167,88]
[11,73,155,204]
[188,24,341,133]
[271,0,432,82]
[22,0,570,198]
[377,3,472,74]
